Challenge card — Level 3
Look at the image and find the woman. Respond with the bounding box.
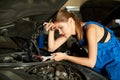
[44,10,120,80]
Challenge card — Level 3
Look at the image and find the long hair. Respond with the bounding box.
[53,10,83,40]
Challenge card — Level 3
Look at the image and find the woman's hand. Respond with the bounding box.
[51,52,68,61]
[43,22,56,31]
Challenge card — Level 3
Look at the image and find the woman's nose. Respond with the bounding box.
[58,29,63,34]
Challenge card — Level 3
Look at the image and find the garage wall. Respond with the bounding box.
[62,0,87,8]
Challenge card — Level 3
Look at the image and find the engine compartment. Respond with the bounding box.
[26,61,85,80]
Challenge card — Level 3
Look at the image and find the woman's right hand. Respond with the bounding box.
[51,52,68,61]
[43,22,56,31]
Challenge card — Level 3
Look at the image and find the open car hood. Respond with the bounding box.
[0,0,67,26]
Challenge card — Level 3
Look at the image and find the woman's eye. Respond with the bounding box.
[59,26,63,29]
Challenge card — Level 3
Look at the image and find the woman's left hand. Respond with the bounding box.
[51,52,68,61]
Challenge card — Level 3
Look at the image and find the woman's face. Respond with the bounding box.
[54,21,72,37]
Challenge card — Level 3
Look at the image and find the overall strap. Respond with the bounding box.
[99,29,108,43]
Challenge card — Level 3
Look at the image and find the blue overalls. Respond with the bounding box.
[79,21,120,80]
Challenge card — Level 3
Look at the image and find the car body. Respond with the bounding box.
[0,0,110,80]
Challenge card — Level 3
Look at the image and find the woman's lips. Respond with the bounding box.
[61,34,65,36]
[61,34,67,38]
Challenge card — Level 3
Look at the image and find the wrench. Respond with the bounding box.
[33,55,52,61]
[41,56,53,61]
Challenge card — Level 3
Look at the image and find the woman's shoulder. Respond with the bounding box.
[83,21,105,29]
[84,21,113,33]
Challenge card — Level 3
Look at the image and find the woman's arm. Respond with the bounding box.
[67,25,97,68]
[52,24,98,68]
[44,22,70,52]
[48,30,69,52]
